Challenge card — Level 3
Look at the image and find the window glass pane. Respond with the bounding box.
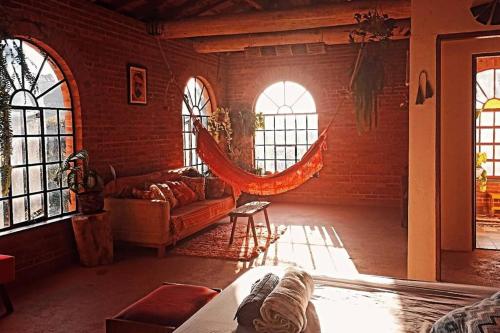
[46,164,60,190]
[11,91,36,107]
[30,194,44,220]
[265,131,274,144]
[296,115,307,129]
[495,163,500,177]
[255,131,264,145]
[276,146,286,159]
[308,130,318,143]
[45,137,60,162]
[12,196,28,223]
[264,116,274,130]
[255,146,264,160]
[12,138,26,166]
[265,146,275,159]
[0,201,10,228]
[484,161,494,175]
[277,160,286,172]
[275,131,285,145]
[307,114,318,129]
[275,116,285,130]
[480,112,494,126]
[27,137,42,164]
[11,167,27,196]
[40,81,68,108]
[286,160,295,168]
[286,146,295,160]
[256,160,265,171]
[477,69,495,100]
[495,145,500,159]
[26,110,41,134]
[285,115,295,129]
[11,109,24,135]
[297,130,307,144]
[495,111,500,126]
[63,189,76,213]
[297,145,307,159]
[482,145,494,160]
[265,160,275,173]
[59,110,73,134]
[29,165,43,192]
[286,130,296,144]
[48,191,61,217]
[60,137,73,160]
[44,109,58,134]
[480,128,494,143]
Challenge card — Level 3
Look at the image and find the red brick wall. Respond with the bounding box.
[222,41,409,206]
[1,0,222,279]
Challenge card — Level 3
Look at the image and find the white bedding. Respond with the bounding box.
[175,267,498,333]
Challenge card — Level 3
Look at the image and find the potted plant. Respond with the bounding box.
[55,149,104,214]
[476,152,488,192]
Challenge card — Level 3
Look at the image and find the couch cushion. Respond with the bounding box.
[116,284,219,327]
[170,196,234,241]
[151,183,178,209]
[104,171,162,197]
[205,177,226,199]
[181,176,206,201]
[0,255,15,283]
[167,181,197,207]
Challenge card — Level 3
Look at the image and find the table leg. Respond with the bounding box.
[263,208,271,234]
[229,216,238,245]
[249,216,258,246]
[490,195,494,217]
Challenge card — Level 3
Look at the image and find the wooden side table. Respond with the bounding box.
[229,201,271,246]
[72,211,113,267]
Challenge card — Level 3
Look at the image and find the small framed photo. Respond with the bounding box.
[128,64,147,105]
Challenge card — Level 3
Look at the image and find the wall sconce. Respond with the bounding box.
[147,21,164,36]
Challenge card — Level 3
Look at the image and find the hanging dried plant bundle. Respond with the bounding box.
[348,10,396,133]
[208,106,233,152]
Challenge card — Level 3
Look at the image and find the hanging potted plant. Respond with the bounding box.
[349,11,396,133]
[55,150,104,214]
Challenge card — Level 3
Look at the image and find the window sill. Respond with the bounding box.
[0,214,76,238]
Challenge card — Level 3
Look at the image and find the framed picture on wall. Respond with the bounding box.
[128,64,147,105]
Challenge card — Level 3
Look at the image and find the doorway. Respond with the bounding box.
[474,54,500,250]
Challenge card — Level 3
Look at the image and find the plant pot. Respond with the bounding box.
[77,191,104,214]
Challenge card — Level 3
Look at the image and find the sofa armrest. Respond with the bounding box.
[105,198,171,245]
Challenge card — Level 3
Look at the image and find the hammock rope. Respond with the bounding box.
[156,36,349,196]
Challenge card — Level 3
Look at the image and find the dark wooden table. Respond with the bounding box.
[228,201,271,245]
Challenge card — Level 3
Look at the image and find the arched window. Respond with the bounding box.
[182,77,212,174]
[476,68,500,177]
[254,81,318,173]
[1,39,76,230]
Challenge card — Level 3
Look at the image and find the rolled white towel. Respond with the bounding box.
[253,268,314,333]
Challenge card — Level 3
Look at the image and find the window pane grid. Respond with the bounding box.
[1,39,76,231]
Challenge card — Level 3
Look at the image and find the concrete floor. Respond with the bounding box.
[1,203,408,333]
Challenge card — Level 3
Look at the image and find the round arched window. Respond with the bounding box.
[1,39,76,230]
[254,81,318,173]
[182,77,213,173]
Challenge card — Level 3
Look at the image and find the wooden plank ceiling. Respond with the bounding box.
[89,0,411,55]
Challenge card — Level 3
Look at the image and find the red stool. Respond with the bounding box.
[106,283,220,333]
[0,255,15,317]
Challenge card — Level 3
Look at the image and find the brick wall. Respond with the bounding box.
[222,41,409,206]
[0,0,222,279]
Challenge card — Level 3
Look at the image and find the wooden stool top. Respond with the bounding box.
[489,192,500,199]
[229,201,270,217]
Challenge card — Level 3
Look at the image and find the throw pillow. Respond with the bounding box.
[166,181,197,207]
[131,188,157,200]
[206,177,226,199]
[430,291,500,333]
[150,183,178,209]
[181,176,206,201]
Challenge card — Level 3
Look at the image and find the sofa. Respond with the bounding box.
[104,169,235,257]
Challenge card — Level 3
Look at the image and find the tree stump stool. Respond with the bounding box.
[72,211,113,267]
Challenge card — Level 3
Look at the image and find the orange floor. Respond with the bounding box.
[1,203,407,333]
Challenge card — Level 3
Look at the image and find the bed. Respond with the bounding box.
[175,266,498,333]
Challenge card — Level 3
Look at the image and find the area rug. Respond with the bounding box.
[171,221,287,261]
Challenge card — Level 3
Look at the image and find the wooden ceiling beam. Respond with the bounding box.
[191,19,411,53]
[168,0,229,19]
[243,0,265,10]
[159,0,410,39]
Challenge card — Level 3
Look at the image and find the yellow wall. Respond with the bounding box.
[409,0,500,280]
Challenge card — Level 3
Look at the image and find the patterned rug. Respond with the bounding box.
[171,221,287,261]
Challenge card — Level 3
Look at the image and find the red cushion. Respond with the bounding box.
[117,284,219,327]
[0,255,15,283]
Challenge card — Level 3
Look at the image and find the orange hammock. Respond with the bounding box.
[192,118,329,197]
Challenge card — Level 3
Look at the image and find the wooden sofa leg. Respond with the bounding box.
[157,245,166,258]
[0,284,13,317]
